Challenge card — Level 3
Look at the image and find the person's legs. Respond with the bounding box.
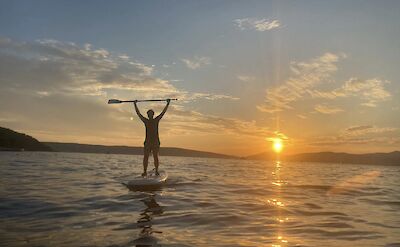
[152,146,160,175]
[143,146,151,176]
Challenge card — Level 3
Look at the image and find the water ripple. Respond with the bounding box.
[1,152,399,246]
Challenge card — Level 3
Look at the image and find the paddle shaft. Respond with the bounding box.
[108,98,178,104]
[122,99,177,103]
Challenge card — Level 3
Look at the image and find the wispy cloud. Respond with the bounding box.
[234,18,280,31]
[181,56,211,69]
[257,52,391,114]
[187,93,239,101]
[297,114,307,119]
[308,136,400,147]
[311,78,391,107]
[307,125,398,148]
[257,52,342,113]
[0,37,241,146]
[343,125,397,136]
[266,131,289,141]
[0,37,161,96]
[346,125,373,132]
[0,38,234,101]
[314,104,344,114]
[237,75,255,82]
[164,105,272,138]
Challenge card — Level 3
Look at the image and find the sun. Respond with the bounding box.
[273,138,283,153]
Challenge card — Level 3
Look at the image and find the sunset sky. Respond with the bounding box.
[0,0,399,156]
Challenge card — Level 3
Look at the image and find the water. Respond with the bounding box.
[1,152,399,247]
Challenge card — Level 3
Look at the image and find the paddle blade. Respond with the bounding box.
[108,99,122,104]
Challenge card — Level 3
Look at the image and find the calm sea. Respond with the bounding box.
[0,152,399,247]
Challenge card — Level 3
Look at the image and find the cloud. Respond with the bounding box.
[342,78,391,107]
[187,93,239,101]
[0,38,236,101]
[237,75,255,82]
[306,125,398,147]
[346,125,373,132]
[343,125,397,136]
[0,117,17,123]
[311,78,391,107]
[257,52,342,113]
[0,37,248,149]
[181,56,211,69]
[164,105,272,137]
[257,52,391,114]
[308,136,400,147]
[266,131,289,142]
[118,54,130,60]
[297,114,307,119]
[314,104,344,114]
[234,18,280,31]
[0,37,159,96]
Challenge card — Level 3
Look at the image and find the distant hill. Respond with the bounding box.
[44,142,236,159]
[2,126,399,165]
[246,151,275,160]
[245,151,400,166]
[0,127,52,151]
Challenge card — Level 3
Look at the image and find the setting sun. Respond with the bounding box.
[273,138,283,153]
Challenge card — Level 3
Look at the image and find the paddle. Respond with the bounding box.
[108,98,178,104]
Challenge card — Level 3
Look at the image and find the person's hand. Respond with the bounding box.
[133,100,138,104]
[167,99,171,103]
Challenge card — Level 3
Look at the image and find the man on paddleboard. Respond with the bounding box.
[134,99,170,176]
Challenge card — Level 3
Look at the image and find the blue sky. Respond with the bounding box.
[0,0,399,155]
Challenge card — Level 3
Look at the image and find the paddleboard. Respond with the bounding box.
[125,170,168,187]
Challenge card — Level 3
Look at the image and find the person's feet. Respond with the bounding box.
[155,170,160,176]
[141,172,147,177]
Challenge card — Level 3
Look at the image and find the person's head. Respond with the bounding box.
[147,109,154,119]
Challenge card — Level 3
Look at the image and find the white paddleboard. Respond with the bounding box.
[125,170,168,187]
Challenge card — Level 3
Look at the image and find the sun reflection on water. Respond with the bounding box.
[276,217,289,223]
[267,199,285,207]
[272,235,289,247]
[270,160,290,247]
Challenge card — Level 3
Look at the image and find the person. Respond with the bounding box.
[134,99,170,176]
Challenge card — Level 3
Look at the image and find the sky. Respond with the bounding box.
[0,0,399,156]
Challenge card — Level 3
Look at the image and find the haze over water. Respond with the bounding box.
[1,152,399,246]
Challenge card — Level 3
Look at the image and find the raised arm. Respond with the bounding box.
[134,101,147,122]
[156,99,170,120]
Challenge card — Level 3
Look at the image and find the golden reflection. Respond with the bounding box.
[272,179,287,187]
[276,217,289,223]
[270,160,290,247]
[272,235,289,247]
[267,199,285,207]
[272,182,282,186]
[278,236,288,243]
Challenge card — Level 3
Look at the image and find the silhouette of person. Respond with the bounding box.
[134,99,170,176]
